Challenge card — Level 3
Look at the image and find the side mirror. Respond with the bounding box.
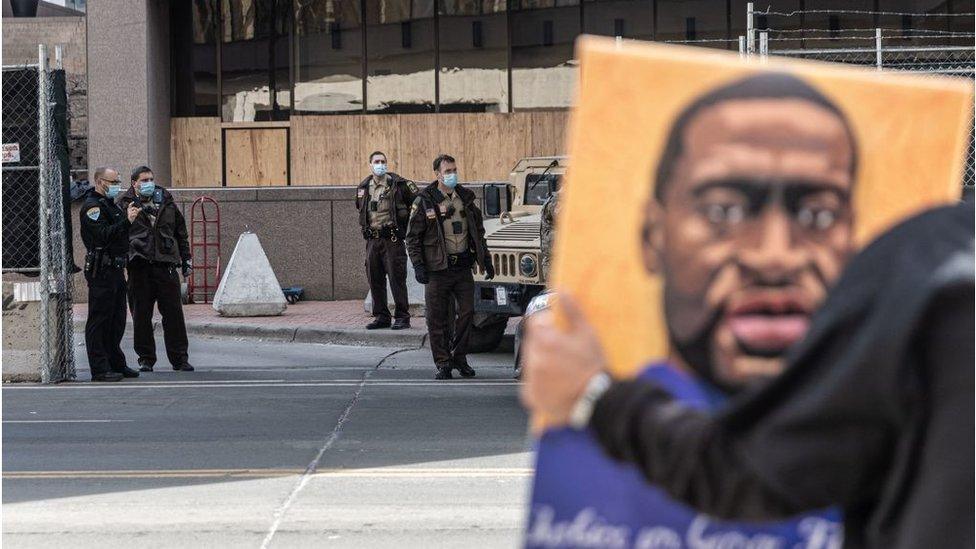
[484,184,502,217]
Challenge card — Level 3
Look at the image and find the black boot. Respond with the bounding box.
[366,318,392,330]
[391,318,411,330]
[173,362,195,372]
[92,372,123,382]
[434,365,453,380]
[119,367,140,378]
[138,359,154,372]
[453,357,476,378]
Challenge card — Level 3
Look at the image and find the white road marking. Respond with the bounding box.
[2,419,135,424]
[3,381,519,390]
[2,467,533,479]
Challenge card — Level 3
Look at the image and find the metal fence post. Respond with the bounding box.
[738,35,746,59]
[759,31,769,62]
[875,28,883,70]
[747,2,755,54]
[37,44,51,383]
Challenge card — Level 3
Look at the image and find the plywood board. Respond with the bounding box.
[171,117,221,187]
[462,113,532,181]
[529,110,570,157]
[290,116,360,185]
[359,114,401,176]
[224,128,288,187]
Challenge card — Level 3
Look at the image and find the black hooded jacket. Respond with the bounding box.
[589,203,974,549]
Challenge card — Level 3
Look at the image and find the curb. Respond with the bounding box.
[72,318,514,351]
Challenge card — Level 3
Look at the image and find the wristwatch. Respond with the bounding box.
[568,372,612,429]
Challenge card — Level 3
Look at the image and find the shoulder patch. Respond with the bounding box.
[86,207,101,221]
[357,188,366,199]
[406,180,419,194]
[425,208,437,220]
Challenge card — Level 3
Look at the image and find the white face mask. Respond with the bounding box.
[371,162,388,177]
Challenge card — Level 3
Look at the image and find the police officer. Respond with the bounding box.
[357,151,418,330]
[118,165,194,372]
[406,154,495,380]
[80,167,141,382]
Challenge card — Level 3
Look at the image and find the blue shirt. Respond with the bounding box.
[525,362,842,548]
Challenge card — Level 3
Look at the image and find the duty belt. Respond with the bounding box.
[366,226,399,241]
[448,252,474,268]
[100,255,127,269]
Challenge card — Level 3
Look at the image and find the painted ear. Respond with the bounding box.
[641,201,664,275]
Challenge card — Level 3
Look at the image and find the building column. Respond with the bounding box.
[87,0,170,184]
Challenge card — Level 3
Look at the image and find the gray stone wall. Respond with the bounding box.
[1,16,88,176]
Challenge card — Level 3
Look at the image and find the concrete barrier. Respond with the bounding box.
[212,232,288,317]
[2,279,42,382]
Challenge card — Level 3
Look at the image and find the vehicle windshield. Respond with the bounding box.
[524,174,560,205]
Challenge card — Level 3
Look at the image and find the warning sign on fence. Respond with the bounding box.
[2,143,21,163]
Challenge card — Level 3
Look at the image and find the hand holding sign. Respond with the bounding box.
[521,294,607,427]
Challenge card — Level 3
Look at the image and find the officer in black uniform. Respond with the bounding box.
[406,154,495,379]
[118,165,194,372]
[80,167,141,382]
[356,151,418,330]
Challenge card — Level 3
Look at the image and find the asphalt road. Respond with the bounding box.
[2,332,532,548]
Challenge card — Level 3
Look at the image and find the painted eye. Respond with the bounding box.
[705,203,745,225]
[797,207,837,230]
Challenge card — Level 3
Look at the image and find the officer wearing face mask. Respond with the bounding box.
[406,154,495,380]
[356,151,419,330]
[80,167,141,382]
[118,165,194,373]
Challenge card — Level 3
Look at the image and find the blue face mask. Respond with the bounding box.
[138,180,156,197]
[371,163,387,177]
[443,173,458,189]
[106,184,121,198]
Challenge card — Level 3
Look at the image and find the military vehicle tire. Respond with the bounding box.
[468,313,509,353]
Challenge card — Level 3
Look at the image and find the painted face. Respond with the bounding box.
[647,98,856,390]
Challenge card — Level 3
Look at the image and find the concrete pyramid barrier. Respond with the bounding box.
[213,232,287,317]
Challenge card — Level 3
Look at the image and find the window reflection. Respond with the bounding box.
[220,0,292,121]
[656,0,728,44]
[365,0,437,113]
[171,0,219,116]
[583,0,652,40]
[510,0,580,110]
[294,0,364,113]
[439,0,509,112]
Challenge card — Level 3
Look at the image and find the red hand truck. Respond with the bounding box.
[188,196,221,304]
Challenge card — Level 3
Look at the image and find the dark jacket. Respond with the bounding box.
[589,203,975,549]
[79,189,131,257]
[355,173,418,239]
[117,186,190,265]
[405,182,490,272]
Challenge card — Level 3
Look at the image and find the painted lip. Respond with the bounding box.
[724,293,812,354]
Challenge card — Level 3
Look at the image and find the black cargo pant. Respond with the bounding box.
[85,267,128,377]
[127,259,189,367]
[366,237,410,321]
[425,267,474,368]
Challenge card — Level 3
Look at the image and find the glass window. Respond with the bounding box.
[583,0,652,40]
[220,0,292,122]
[656,0,728,45]
[294,0,364,113]
[365,0,437,113]
[798,0,875,49]
[170,0,219,116]
[510,0,581,110]
[438,0,509,112]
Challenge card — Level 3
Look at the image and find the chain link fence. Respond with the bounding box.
[2,45,76,383]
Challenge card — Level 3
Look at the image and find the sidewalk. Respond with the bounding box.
[72,301,516,350]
